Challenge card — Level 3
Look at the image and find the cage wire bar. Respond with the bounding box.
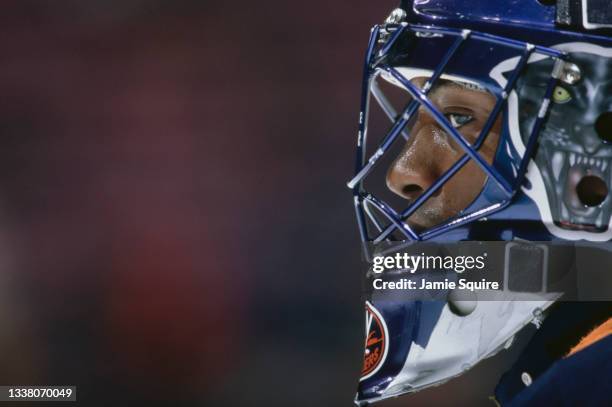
[349,23,567,244]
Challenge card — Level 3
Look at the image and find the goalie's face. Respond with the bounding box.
[385,77,502,231]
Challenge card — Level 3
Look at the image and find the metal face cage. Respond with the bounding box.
[348,21,568,244]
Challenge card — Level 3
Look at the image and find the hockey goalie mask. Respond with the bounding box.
[349,0,612,405]
[348,5,612,243]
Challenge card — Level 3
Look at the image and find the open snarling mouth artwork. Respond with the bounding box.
[514,50,612,232]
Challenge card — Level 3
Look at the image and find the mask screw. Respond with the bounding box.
[385,8,407,25]
[521,372,533,387]
[561,62,581,84]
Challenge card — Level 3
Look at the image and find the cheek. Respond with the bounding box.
[441,160,487,211]
[444,128,501,205]
[481,132,501,164]
[446,123,501,202]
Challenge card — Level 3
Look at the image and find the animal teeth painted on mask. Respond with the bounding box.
[569,153,576,166]
[552,152,564,180]
[603,159,608,171]
[596,212,605,229]
[599,212,605,227]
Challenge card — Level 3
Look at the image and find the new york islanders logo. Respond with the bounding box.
[360,301,389,381]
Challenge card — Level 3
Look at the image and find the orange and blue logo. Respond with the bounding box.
[361,301,389,380]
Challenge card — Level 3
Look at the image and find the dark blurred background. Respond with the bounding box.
[0,1,532,406]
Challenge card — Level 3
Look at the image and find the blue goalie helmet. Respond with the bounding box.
[349,0,612,405]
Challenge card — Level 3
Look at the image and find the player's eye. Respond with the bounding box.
[446,113,474,129]
[552,86,572,104]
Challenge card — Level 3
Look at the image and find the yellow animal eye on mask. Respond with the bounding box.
[553,86,572,104]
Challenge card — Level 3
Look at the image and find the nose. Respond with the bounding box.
[386,125,440,201]
[574,122,602,155]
